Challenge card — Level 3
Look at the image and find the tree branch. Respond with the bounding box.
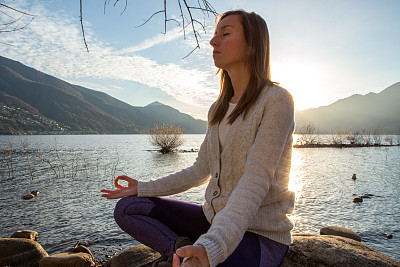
[0,4,35,37]
[80,0,218,57]
[80,0,89,52]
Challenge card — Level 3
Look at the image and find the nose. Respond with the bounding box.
[210,36,217,47]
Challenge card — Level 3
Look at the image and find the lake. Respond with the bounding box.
[0,134,399,263]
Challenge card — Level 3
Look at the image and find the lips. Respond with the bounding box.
[213,51,221,56]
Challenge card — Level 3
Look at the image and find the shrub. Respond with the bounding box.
[149,123,184,154]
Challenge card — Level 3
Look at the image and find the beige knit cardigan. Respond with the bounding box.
[138,84,295,267]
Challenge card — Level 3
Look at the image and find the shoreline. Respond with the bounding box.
[293,143,400,148]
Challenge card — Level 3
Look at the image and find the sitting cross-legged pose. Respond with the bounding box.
[101,9,295,267]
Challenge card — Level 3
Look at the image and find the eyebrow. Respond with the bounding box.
[215,25,233,35]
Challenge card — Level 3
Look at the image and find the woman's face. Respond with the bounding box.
[210,14,248,71]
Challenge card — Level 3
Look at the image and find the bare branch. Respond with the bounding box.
[81,0,218,57]
[135,10,165,28]
[0,4,35,16]
[164,0,167,34]
[182,44,200,59]
[80,0,89,52]
[0,4,35,41]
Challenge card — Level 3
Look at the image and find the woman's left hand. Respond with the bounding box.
[172,245,210,267]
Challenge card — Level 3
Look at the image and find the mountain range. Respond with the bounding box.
[0,56,206,134]
[295,82,400,134]
[0,55,399,135]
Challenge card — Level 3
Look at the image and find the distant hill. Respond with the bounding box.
[0,56,207,134]
[295,82,400,134]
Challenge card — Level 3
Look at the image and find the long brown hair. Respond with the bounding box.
[209,10,273,125]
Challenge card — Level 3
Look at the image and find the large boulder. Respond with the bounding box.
[0,238,48,266]
[39,243,95,267]
[320,226,362,242]
[11,230,39,241]
[282,234,400,267]
[110,244,161,267]
[39,252,95,267]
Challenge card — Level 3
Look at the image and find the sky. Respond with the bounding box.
[1,0,399,120]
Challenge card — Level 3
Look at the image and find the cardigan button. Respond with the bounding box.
[213,191,218,196]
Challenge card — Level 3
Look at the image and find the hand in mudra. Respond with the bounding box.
[173,245,210,267]
[101,175,138,199]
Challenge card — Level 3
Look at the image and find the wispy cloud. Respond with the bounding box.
[116,27,183,55]
[0,1,218,118]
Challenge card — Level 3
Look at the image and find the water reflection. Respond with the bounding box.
[0,135,399,262]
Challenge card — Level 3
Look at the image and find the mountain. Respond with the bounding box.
[295,82,400,134]
[0,56,207,134]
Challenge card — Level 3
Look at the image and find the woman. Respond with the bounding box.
[101,10,295,267]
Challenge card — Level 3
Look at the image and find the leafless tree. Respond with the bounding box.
[80,0,218,57]
[384,135,393,146]
[330,128,345,145]
[149,123,184,153]
[373,127,382,145]
[295,121,319,145]
[346,129,363,146]
[0,3,35,45]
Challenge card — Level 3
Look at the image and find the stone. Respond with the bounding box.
[39,252,95,267]
[320,226,362,242]
[282,234,400,267]
[110,244,161,267]
[0,237,48,267]
[63,244,94,260]
[11,230,38,241]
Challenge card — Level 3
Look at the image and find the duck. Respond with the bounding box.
[352,173,357,180]
[22,194,35,200]
[31,190,40,196]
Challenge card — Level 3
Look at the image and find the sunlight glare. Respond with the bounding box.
[289,148,304,200]
[272,59,330,111]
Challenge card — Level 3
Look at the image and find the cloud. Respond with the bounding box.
[0,0,218,117]
[117,27,183,55]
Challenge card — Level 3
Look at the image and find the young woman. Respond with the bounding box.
[101,10,295,267]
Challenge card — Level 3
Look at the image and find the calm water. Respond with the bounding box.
[0,135,399,263]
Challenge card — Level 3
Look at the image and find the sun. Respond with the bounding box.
[271,58,331,111]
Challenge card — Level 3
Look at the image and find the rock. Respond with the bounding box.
[353,197,363,203]
[0,237,48,266]
[64,244,94,260]
[11,230,39,241]
[22,193,35,200]
[320,226,362,242]
[110,244,161,267]
[282,234,400,267]
[39,252,95,267]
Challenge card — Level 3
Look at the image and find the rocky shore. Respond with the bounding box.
[1,227,399,267]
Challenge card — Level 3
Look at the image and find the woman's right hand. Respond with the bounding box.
[101,175,138,199]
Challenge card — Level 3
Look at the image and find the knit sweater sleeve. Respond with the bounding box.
[137,105,215,197]
[194,89,295,266]
[138,132,212,197]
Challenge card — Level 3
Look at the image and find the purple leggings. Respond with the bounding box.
[114,196,288,267]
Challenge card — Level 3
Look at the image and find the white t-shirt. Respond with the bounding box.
[218,102,237,149]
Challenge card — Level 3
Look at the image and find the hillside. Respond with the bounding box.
[295,82,400,134]
[0,56,207,134]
